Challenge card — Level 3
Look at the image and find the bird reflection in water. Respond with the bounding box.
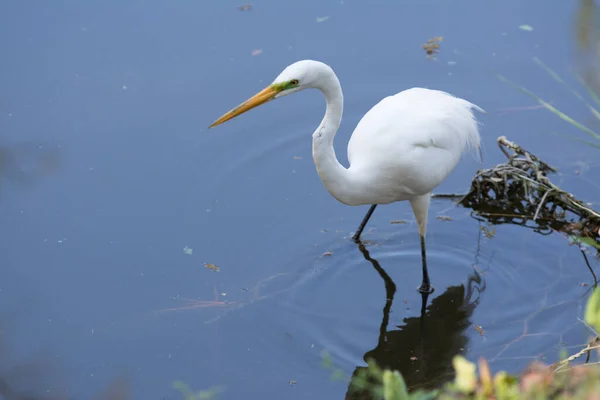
[345,240,486,399]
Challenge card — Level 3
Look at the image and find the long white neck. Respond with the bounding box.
[311,67,358,205]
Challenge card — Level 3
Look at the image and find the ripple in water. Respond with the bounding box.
[200,105,599,394]
[274,209,486,390]
[267,202,596,392]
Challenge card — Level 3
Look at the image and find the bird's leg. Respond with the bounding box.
[418,235,434,294]
[352,204,377,242]
[410,194,434,294]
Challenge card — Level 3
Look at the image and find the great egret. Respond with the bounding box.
[209,60,484,294]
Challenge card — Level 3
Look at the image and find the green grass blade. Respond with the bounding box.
[571,136,600,148]
[576,73,600,109]
[533,57,566,84]
[533,57,600,120]
[554,131,600,148]
[589,104,600,121]
[496,74,600,141]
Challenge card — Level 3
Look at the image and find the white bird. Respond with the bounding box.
[209,60,484,294]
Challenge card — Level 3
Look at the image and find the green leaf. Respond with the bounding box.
[409,390,439,400]
[584,287,600,333]
[452,356,477,393]
[493,371,520,400]
[382,370,409,400]
[570,235,600,250]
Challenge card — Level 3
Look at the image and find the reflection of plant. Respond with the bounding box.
[333,288,600,400]
[575,0,600,96]
[497,58,600,149]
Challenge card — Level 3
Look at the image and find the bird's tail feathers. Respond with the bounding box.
[465,101,485,164]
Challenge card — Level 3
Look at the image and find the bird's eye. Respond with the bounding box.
[290,79,299,85]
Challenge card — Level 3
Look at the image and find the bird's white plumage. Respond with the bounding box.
[211,59,485,293]
[346,87,484,204]
[271,60,484,208]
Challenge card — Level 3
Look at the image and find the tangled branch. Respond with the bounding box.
[458,136,600,258]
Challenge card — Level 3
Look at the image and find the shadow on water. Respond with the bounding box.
[0,308,129,400]
[345,240,486,399]
[0,143,62,197]
[0,142,128,399]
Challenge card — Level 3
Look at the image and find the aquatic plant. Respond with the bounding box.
[497,57,600,150]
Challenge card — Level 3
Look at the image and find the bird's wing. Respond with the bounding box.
[346,88,483,198]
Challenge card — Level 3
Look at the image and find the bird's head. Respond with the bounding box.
[209,60,329,128]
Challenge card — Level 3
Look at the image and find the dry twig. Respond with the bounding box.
[458,136,600,258]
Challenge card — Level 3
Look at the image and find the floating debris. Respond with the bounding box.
[293,156,302,160]
[239,4,252,11]
[480,226,496,239]
[289,380,296,386]
[436,215,453,221]
[204,263,220,272]
[519,24,534,31]
[423,36,443,59]
[251,49,263,56]
[316,16,329,23]
[321,251,333,257]
[154,297,235,313]
[390,219,407,224]
[183,246,193,255]
[474,324,486,336]
[410,356,418,361]
[459,136,600,258]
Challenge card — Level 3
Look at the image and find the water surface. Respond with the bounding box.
[1,0,599,399]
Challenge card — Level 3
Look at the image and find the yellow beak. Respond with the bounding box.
[209,85,280,128]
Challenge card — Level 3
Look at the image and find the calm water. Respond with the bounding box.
[1,0,599,399]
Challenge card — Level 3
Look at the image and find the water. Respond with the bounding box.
[1,0,599,398]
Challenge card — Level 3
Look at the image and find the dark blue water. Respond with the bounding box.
[1,1,599,399]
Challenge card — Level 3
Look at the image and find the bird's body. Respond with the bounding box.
[209,60,484,293]
[336,87,482,206]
